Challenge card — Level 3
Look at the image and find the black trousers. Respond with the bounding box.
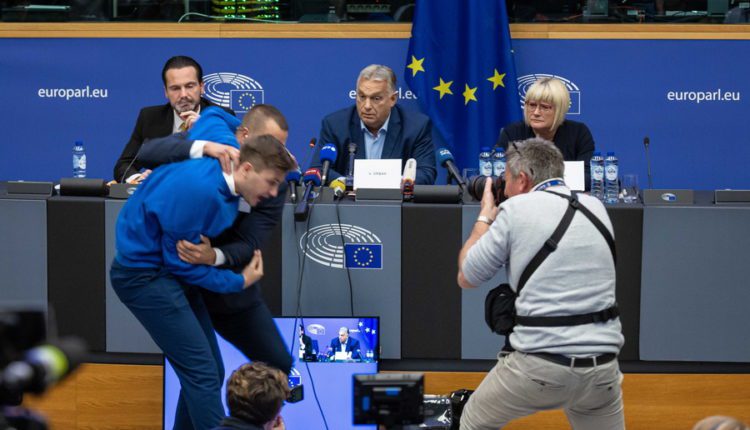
[202,285,293,374]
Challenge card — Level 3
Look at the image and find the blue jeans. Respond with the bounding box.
[110,260,225,430]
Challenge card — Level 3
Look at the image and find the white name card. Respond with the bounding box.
[353,159,402,190]
[564,161,585,191]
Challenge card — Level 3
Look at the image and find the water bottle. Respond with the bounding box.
[492,148,506,178]
[72,140,86,178]
[590,152,604,201]
[604,151,619,204]
[478,146,493,177]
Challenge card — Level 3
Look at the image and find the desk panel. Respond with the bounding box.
[0,198,48,311]
[641,206,750,362]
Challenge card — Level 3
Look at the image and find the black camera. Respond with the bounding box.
[466,175,506,206]
[1,310,87,430]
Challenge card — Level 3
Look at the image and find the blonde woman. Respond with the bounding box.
[497,77,596,190]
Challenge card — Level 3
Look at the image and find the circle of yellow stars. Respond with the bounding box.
[238,92,257,110]
[407,55,507,105]
[352,246,375,267]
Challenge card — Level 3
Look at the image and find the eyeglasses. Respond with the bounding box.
[525,101,554,113]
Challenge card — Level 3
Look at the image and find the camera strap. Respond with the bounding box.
[514,190,618,328]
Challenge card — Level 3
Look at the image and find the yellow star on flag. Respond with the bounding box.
[407,56,425,77]
[463,84,478,105]
[432,78,453,99]
[487,69,506,90]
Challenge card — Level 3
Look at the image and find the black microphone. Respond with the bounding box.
[294,168,322,222]
[300,137,318,172]
[286,168,302,203]
[437,148,466,190]
[345,142,357,190]
[643,136,653,189]
[319,143,338,185]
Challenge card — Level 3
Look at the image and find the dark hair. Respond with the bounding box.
[226,362,290,426]
[242,104,289,134]
[240,134,297,173]
[161,55,203,86]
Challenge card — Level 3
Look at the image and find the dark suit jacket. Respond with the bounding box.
[315,105,437,185]
[114,98,231,181]
[137,131,286,312]
[300,333,314,357]
[328,337,361,359]
[496,120,595,191]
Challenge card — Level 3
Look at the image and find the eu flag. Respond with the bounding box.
[344,243,383,269]
[230,89,263,114]
[405,0,522,170]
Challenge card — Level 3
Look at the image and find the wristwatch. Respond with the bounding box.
[476,215,493,225]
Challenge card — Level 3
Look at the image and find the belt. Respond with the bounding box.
[530,352,617,368]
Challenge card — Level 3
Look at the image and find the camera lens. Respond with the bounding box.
[467,175,506,205]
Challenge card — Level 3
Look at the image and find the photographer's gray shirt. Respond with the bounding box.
[462,182,623,356]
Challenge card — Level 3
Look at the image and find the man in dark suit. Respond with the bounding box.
[134,104,294,379]
[298,325,315,361]
[113,55,232,182]
[328,327,361,360]
[314,64,437,185]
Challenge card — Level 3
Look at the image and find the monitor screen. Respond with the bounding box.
[163,316,379,430]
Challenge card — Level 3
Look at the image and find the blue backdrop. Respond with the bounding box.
[1,37,748,190]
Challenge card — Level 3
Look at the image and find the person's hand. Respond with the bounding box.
[137,169,152,183]
[179,110,200,130]
[203,142,240,174]
[176,235,216,265]
[242,250,264,287]
[479,177,499,222]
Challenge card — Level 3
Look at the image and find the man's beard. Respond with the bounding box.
[174,97,199,114]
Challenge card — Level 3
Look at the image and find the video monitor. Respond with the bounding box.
[163,316,379,430]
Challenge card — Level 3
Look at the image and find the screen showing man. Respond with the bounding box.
[328,327,361,361]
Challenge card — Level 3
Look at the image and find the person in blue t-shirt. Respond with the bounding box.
[110,114,297,430]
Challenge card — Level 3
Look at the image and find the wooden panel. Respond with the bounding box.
[75,364,162,430]
[2,23,750,40]
[23,364,750,430]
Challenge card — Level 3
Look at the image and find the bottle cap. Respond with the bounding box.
[593,151,601,156]
[480,146,490,152]
[606,151,615,156]
[75,140,84,146]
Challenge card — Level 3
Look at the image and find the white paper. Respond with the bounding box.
[564,161,585,191]
[353,159,402,190]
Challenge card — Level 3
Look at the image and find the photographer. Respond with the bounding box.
[457,138,624,430]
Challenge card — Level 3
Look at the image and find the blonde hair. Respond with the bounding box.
[523,77,570,131]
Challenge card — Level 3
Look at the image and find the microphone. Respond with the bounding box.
[330,177,347,200]
[300,137,318,171]
[286,168,302,203]
[319,143,338,185]
[643,136,653,189]
[402,158,417,198]
[437,148,466,189]
[345,142,357,190]
[294,168,321,221]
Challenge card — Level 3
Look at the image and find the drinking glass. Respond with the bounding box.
[621,174,639,203]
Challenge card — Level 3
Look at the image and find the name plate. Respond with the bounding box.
[353,159,402,190]
[563,161,585,191]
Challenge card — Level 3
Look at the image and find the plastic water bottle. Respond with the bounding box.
[72,140,86,178]
[590,152,604,201]
[604,151,619,204]
[492,148,506,178]
[478,146,493,177]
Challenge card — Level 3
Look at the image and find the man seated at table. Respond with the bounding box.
[314,64,437,185]
[328,327,361,361]
[114,55,233,183]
